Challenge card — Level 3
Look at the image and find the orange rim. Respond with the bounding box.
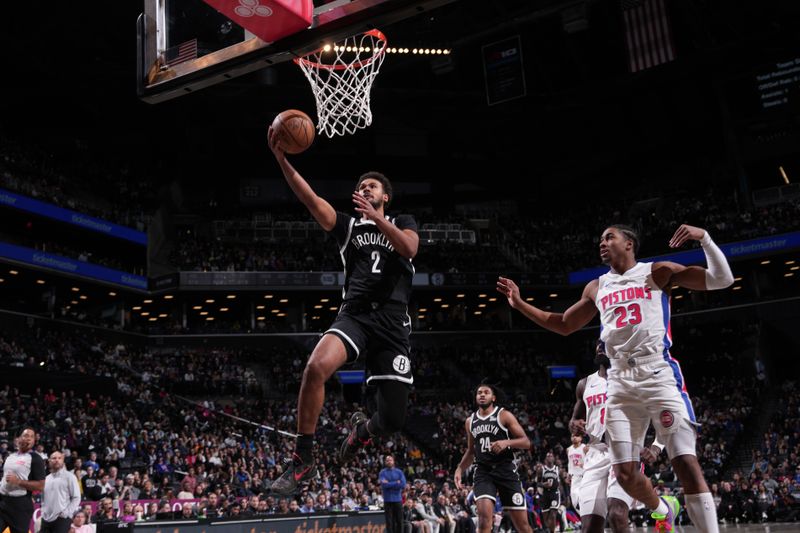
[294,29,387,71]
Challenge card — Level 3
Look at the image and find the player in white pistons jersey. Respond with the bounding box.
[570,341,663,533]
[566,434,585,513]
[498,224,734,533]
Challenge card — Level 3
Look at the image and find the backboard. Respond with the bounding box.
[137,0,458,103]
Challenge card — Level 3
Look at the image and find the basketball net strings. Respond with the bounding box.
[297,32,386,137]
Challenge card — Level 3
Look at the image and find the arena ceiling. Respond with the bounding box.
[2,0,800,206]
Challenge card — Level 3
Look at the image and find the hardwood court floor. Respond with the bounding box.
[611,525,800,532]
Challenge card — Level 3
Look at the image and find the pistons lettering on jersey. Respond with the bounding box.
[471,424,500,438]
[585,392,607,407]
[599,286,652,311]
[351,232,395,252]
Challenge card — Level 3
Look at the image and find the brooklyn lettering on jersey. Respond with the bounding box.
[599,285,652,310]
[471,424,500,438]
[351,231,395,252]
[585,392,607,407]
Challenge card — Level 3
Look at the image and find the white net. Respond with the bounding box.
[295,29,387,138]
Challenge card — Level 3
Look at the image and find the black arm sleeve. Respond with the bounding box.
[29,453,45,482]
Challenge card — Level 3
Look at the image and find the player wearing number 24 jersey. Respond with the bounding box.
[497,223,733,533]
[454,383,533,533]
[268,126,419,496]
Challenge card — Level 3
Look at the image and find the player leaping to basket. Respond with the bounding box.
[267,126,419,496]
[497,224,733,533]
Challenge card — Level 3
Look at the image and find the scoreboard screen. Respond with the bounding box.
[728,55,800,117]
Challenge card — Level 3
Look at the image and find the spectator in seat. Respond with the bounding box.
[120,474,140,500]
[277,499,290,515]
[120,502,136,523]
[81,466,101,501]
[134,504,145,522]
[433,494,454,533]
[177,480,194,500]
[300,496,315,513]
[180,503,196,520]
[94,498,117,523]
[228,503,242,519]
[69,511,92,533]
[145,502,159,521]
[404,496,430,533]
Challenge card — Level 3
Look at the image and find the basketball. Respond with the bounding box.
[271,109,316,154]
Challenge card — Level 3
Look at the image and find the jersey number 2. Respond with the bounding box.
[371,251,382,273]
[613,303,642,328]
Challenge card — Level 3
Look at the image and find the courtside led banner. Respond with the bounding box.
[0,188,147,245]
[568,230,800,285]
[132,510,386,533]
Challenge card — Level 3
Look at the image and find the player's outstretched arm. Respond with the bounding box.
[268,126,336,231]
[491,410,530,453]
[568,378,587,436]
[497,277,598,336]
[454,417,475,489]
[653,224,734,291]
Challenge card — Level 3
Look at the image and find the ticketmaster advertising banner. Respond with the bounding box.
[132,510,387,533]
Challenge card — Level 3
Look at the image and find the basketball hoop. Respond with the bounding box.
[294,29,387,138]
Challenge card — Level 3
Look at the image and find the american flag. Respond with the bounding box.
[621,0,675,73]
[163,38,198,67]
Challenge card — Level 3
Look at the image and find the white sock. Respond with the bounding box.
[685,493,719,533]
[651,497,669,516]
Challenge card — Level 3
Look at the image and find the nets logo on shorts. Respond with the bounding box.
[660,410,674,428]
[512,493,523,506]
[392,355,411,374]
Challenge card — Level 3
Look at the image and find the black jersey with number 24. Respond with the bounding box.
[470,406,514,467]
[329,211,417,304]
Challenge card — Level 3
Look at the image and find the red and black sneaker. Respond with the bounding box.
[339,411,371,462]
[270,453,318,496]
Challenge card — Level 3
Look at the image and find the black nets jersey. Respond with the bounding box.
[540,465,560,492]
[469,407,514,467]
[329,211,417,304]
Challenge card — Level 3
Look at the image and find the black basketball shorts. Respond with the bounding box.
[473,463,527,511]
[0,495,34,533]
[325,301,413,386]
[540,489,561,511]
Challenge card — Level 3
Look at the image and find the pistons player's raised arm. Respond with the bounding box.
[568,378,587,436]
[496,277,599,336]
[454,416,475,490]
[652,224,734,291]
[268,126,336,231]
